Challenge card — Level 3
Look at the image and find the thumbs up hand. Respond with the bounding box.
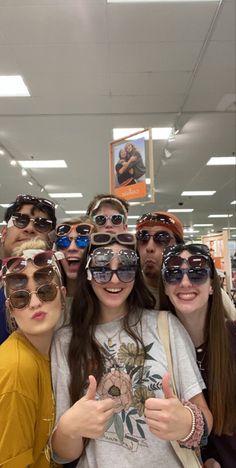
[60,375,116,440]
[144,373,192,441]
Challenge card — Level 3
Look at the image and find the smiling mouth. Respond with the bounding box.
[105,288,122,294]
[67,258,81,266]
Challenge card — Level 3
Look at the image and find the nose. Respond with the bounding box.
[67,238,79,251]
[23,220,38,235]
[179,271,193,287]
[29,291,43,308]
[145,237,156,253]
[110,271,120,283]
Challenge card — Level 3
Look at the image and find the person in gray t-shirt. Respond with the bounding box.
[51,232,213,468]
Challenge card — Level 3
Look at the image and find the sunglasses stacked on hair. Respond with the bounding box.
[56,223,93,250]
[5,194,56,231]
[3,251,63,309]
[86,232,138,284]
[162,244,212,285]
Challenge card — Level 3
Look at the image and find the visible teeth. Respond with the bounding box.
[106,288,122,293]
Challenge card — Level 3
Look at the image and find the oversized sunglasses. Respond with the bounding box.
[88,266,137,284]
[2,251,64,274]
[89,248,138,267]
[163,243,210,262]
[56,223,93,237]
[164,254,210,269]
[9,283,59,309]
[56,235,90,250]
[162,267,211,285]
[136,230,174,247]
[90,232,136,247]
[5,266,55,291]
[136,212,176,227]
[92,214,125,226]
[9,213,53,233]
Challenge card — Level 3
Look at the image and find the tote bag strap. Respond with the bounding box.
[157,310,202,468]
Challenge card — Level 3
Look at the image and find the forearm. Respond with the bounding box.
[190,393,213,434]
[52,412,84,461]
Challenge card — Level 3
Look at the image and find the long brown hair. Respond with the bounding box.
[159,246,236,435]
[68,245,155,405]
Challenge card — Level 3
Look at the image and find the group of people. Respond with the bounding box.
[0,192,235,468]
[115,143,146,186]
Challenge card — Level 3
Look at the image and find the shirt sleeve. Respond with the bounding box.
[168,313,206,401]
[0,392,35,467]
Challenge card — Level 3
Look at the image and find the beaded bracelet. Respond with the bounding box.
[178,400,205,450]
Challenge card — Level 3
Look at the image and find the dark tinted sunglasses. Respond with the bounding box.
[164,254,210,269]
[90,232,135,247]
[10,213,53,233]
[5,266,55,290]
[89,266,137,284]
[93,214,125,226]
[56,235,90,250]
[163,243,210,261]
[90,248,138,267]
[56,223,93,236]
[2,251,63,274]
[162,267,211,285]
[9,283,59,309]
[136,212,175,227]
[136,230,174,246]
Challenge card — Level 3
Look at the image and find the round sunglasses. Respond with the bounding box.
[10,213,53,233]
[90,248,138,267]
[162,267,211,285]
[56,235,90,250]
[5,266,55,290]
[136,230,174,246]
[89,266,137,284]
[9,283,59,309]
[92,214,125,226]
[56,223,93,237]
[2,251,63,274]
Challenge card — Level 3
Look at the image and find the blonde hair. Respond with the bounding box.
[12,238,47,256]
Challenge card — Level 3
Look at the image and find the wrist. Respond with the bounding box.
[178,400,207,450]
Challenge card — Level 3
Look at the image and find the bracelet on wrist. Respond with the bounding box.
[178,400,205,450]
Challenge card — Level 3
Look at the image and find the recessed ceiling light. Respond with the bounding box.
[193,224,213,227]
[208,214,233,218]
[168,208,194,213]
[10,160,17,166]
[49,193,83,198]
[112,128,172,141]
[18,160,67,168]
[181,191,216,196]
[207,156,236,165]
[21,169,27,176]
[0,149,5,156]
[231,200,236,205]
[28,181,33,186]
[0,75,30,96]
[65,210,86,214]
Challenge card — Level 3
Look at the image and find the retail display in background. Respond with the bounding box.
[202,230,232,294]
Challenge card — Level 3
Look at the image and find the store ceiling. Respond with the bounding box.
[0,0,235,240]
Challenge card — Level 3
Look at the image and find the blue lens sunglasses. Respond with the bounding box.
[56,235,90,250]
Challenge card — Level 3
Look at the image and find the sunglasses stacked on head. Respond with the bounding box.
[3,251,63,309]
[136,212,176,228]
[162,244,212,285]
[92,214,125,227]
[56,223,93,250]
[87,232,138,283]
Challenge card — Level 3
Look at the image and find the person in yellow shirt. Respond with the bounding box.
[0,239,65,468]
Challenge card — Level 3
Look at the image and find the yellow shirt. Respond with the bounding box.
[0,332,55,468]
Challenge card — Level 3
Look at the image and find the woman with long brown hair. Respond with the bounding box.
[159,243,236,468]
[51,233,212,467]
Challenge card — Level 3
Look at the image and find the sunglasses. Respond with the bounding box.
[2,251,64,274]
[89,266,137,284]
[164,254,210,269]
[56,235,90,250]
[90,232,136,247]
[92,214,125,226]
[163,243,210,262]
[89,248,138,267]
[15,194,55,209]
[136,230,174,247]
[5,266,55,291]
[136,212,176,227]
[9,213,53,233]
[162,267,211,285]
[8,283,59,309]
[56,223,93,237]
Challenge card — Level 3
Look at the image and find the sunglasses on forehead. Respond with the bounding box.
[2,250,64,275]
[90,232,136,247]
[8,283,59,309]
[88,266,138,284]
[5,266,55,290]
[92,214,125,227]
[136,230,174,247]
[163,243,210,261]
[56,235,90,250]
[136,212,176,227]
[56,223,93,237]
[15,194,55,209]
[88,247,138,267]
[8,213,53,233]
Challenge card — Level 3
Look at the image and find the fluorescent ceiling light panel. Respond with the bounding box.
[108,0,218,3]
[0,204,11,208]
[168,208,194,213]
[0,75,30,96]
[223,226,236,230]
[208,214,233,218]
[128,215,139,219]
[207,156,236,165]
[231,200,236,205]
[113,128,172,141]
[181,191,216,196]
[65,210,86,214]
[49,193,83,198]
[184,229,199,233]
[193,224,213,227]
[129,202,141,206]
[18,160,67,168]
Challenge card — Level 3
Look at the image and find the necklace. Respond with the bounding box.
[196,347,206,372]
[100,327,122,347]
